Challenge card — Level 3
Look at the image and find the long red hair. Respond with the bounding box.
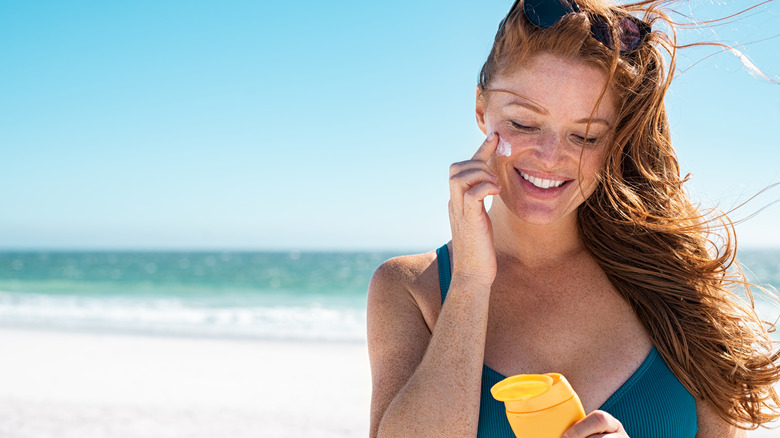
[479,0,780,427]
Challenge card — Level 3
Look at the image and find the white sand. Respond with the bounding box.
[0,328,371,438]
[0,327,778,437]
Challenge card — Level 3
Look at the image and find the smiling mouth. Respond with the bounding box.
[517,170,568,189]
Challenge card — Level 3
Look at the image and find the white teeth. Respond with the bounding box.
[520,172,566,189]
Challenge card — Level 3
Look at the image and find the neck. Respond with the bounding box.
[488,198,587,268]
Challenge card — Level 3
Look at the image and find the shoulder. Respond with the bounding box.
[367,248,446,335]
[369,250,442,303]
[694,398,747,438]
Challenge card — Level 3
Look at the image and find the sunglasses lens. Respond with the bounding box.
[523,0,579,28]
[589,15,612,48]
[590,14,649,53]
[618,17,643,52]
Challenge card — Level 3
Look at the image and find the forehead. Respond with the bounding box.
[486,52,617,122]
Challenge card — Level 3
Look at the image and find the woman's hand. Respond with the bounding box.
[448,132,501,287]
[561,411,629,438]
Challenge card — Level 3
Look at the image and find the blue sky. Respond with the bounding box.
[1,0,779,251]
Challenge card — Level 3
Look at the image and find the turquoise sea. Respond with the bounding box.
[1,250,779,342]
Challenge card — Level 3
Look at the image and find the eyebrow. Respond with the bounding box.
[488,88,613,129]
[575,117,612,128]
[506,100,549,116]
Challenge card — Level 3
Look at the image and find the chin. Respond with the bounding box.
[496,193,582,226]
[507,203,570,226]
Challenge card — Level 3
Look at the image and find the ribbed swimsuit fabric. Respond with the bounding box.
[435,244,698,437]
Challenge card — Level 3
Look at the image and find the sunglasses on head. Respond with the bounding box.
[502,0,651,55]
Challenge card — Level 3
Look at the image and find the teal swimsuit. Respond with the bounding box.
[436,244,698,437]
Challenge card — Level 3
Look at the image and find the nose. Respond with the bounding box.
[532,132,564,169]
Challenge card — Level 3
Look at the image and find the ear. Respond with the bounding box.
[475,86,488,135]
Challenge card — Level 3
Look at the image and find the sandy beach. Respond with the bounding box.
[0,327,777,437]
[0,328,371,438]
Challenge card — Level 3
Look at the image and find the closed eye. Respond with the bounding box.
[572,134,599,146]
[510,121,538,133]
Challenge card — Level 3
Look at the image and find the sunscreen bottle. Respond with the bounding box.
[491,373,586,438]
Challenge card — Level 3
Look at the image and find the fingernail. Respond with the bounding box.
[487,132,495,141]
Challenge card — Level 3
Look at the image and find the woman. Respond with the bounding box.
[367,0,780,437]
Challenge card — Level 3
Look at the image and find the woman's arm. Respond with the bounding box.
[367,259,492,437]
[367,134,502,438]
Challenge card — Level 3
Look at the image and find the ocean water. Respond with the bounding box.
[0,249,779,342]
[0,251,401,342]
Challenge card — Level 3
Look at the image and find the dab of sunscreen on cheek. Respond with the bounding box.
[496,136,513,157]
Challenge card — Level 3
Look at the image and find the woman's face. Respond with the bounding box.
[476,52,617,226]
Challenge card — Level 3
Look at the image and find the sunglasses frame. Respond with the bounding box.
[500,0,651,55]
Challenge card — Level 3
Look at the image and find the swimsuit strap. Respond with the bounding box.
[436,244,452,304]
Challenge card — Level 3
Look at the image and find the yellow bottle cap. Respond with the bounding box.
[491,373,577,413]
[490,374,553,401]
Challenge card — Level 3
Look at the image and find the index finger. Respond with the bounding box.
[471,132,500,162]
